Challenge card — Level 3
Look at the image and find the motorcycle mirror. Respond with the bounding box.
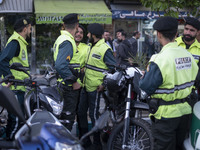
[80,111,110,143]
[94,110,110,130]
[0,86,26,123]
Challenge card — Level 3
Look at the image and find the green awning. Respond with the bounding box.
[34,0,112,24]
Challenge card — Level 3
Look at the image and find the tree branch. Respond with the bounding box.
[194,6,200,18]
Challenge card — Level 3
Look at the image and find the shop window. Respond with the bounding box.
[141,19,161,58]
[114,20,138,38]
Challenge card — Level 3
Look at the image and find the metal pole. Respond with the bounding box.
[31,25,36,74]
[0,16,5,51]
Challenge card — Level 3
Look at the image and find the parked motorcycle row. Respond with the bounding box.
[0,63,198,149]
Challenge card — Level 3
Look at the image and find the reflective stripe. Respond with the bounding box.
[155,81,195,94]
[69,63,80,68]
[86,64,108,73]
[192,54,200,61]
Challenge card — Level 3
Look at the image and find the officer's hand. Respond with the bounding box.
[80,67,85,73]
[97,85,104,92]
[72,82,81,90]
[128,58,133,65]
[5,82,12,88]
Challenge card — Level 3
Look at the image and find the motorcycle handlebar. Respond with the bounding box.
[0,78,37,87]
[106,63,133,72]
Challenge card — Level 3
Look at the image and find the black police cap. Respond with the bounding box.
[153,16,178,31]
[14,18,31,31]
[185,17,200,30]
[62,13,79,24]
[87,23,104,36]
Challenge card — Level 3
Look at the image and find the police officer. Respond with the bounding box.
[53,13,81,131]
[139,16,198,150]
[0,18,32,140]
[176,17,200,92]
[176,17,200,63]
[77,23,116,149]
[75,25,89,70]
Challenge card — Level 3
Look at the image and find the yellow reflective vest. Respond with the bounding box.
[53,30,80,84]
[176,36,200,63]
[6,31,29,91]
[83,39,110,92]
[77,42,90,68]
[150,42,198,119]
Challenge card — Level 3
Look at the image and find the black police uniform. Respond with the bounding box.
[54,14,80,131]
[139,17,197,150]
[77,23,116,150]
[0,18,31,140]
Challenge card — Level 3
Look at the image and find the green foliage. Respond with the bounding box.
[36,24,61,66]
[128,53,149,70]
[140,0,200,18]
[6,24,14,35]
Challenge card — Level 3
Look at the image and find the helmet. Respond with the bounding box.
[104,71,126,92]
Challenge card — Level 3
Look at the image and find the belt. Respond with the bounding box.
[60,83,73,90]
[148,97,190,114]
[158,97,189,106]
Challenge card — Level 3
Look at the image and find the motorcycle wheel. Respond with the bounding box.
[107,118,154,150]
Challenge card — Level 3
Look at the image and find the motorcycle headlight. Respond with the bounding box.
[46,96,63,115]
[55,142,82,150]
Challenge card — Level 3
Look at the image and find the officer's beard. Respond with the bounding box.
[75,40,81,44]
[75,40,80,44]
[26,35,31,43]
[25,33,31,43]
[117,39,122,42]
[89,36,94,44]
[183,34,196,42]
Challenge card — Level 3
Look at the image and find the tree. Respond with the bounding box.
[140,0,200,18]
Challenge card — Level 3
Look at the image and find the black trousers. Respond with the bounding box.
[6,90,25,140]
[152,114,191,150]
[77,88,101,146]
[60,86,80,131]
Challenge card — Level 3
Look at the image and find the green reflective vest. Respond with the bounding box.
[77,42,90,68]
[6,31,29,91]
[83,39,110,92]
[150,42,198,119]
[53,30,80,84]
[176,36,200,63]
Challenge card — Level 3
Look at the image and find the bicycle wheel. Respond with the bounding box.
[107,118,153,150]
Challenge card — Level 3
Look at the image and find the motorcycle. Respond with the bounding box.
[0,85,110,149]
[0,63,110,149]
[101,65,153,150]
[23,63,63,118]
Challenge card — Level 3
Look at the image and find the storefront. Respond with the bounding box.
[0,0,34,69]
[111,4,189,58]
[33,0,112,73]
[0,0,33,48]
[34,0,112,24]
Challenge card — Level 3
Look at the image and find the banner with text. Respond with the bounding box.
[36,13,112,24]
[112,10,189,19]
